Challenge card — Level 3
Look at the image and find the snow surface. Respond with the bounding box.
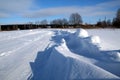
[0,29,120,80]
[87,29,120,50]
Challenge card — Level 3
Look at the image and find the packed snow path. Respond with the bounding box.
[0,30,53,80]
[0,29,120,80]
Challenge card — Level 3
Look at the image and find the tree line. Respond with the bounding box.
[32,13,82,28]
[1,8,120,31]
[32,8,120,28]
[96,8,120,28]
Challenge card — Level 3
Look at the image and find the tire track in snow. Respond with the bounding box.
[0,31,50,57]
[0,31,53,80]
[0,30,45,42]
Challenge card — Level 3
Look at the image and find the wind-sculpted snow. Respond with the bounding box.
[29,29,120,80]
[0,29,120,80]
[30,38,119,80]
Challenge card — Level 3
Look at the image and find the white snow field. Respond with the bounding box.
[0,29,120,80]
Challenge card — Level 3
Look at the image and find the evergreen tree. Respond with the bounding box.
[113,8,120,28]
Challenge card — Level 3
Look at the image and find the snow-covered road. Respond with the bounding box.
[0,29,120,80]
[0,29,53,80]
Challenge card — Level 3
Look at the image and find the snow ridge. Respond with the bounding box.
[0,29,120,80]
[29,29,120,80]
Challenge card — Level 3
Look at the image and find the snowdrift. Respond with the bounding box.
[0,29,120,80]
[29,29,120,80]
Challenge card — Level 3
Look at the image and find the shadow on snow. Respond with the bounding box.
[28,30,120,80]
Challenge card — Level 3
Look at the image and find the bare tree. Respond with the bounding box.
[62,18,68,25]
[51,19,63,25]
[50,18,68,28]
[69,13,82,25]
[40,19,48,25]
[52,18,68,25]
[106,19,112,27]
[35,21,40,25]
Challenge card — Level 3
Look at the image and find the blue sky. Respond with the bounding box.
[0,0,120,24]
